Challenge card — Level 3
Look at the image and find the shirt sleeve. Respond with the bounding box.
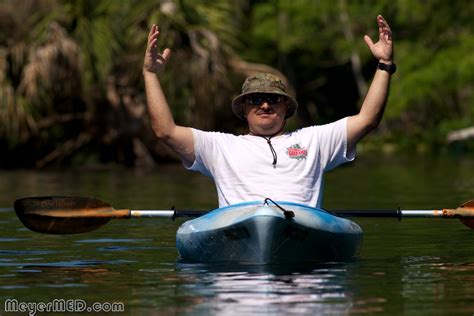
[183,128,216,178]
[315,117,355,171]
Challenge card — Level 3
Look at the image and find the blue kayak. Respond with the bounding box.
[176,201,363,264]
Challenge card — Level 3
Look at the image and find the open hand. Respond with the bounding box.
[143,24,171,74]
[364,15,393,63]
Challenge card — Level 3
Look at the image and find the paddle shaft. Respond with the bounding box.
[130,210,208,218]
[333,209,462,219]
[129,208,470,219]
[13,196,474,234]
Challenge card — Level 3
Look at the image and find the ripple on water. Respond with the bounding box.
[0,238,30,242]
[75,238,153,243]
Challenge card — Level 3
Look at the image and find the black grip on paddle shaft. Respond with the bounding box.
[332,209,402,220]
[171,209,209,220]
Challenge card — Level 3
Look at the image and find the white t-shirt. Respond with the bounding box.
[185,117,355,208]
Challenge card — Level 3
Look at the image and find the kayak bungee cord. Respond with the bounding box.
[264,198,295,219]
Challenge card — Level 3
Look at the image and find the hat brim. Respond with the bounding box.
[231,91,298,120]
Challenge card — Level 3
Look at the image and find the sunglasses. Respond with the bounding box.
[247,94,284,106]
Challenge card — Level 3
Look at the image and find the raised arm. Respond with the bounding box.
[143,24,195,164]
[347,15,394,153]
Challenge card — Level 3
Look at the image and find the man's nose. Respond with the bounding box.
[260,102,271,109]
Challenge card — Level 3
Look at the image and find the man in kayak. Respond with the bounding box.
[143,15,394,208]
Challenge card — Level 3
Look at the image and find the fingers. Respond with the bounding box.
[145,24,171,67]
[377,15,392,42]
[148,24,159,43]
[377,15,389,28]
[162,48,172,61]
[363,35,374,49]
[362,15,394,61]
[155,48,172,65]
[147,24,156,40]
[147,24,161,48]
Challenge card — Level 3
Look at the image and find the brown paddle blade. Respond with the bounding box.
[14,196,130,234]
[458,200,474,229]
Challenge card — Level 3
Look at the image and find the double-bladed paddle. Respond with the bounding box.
[13,196,474,234]
[13,196,206,234]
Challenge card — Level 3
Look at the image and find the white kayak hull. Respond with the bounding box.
[176,201,363,264]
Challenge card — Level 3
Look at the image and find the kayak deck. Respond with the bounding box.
[176,201,363,264]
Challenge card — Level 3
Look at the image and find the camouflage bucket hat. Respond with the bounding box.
[231,73,298,120]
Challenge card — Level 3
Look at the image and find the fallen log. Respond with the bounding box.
[447,126,474,144]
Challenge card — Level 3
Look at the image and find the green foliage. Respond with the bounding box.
[1,0,474,167]
[0,0,245,167]
[385,1,474,144]
[245,1,340,63]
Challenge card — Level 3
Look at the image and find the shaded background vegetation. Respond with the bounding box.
[1,0,473,168]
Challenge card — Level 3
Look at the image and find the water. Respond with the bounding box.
[0,154,473,315]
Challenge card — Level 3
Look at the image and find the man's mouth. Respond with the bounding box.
[257,111,274,116]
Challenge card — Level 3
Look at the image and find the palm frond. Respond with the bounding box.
[19,22,82,113]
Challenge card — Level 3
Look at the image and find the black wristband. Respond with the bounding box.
[377,62,396,74]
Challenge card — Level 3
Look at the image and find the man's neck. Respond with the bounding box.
[248,129,285,137]
[248,121,286,138]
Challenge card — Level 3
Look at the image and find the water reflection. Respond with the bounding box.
[400,256,445,302]
[0,260,117,290]
[174,262,360,315]
[395,256,474,314]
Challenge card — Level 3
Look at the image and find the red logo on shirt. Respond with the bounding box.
[286,144,307,160]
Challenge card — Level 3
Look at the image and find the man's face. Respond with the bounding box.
[243,93,288,136]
